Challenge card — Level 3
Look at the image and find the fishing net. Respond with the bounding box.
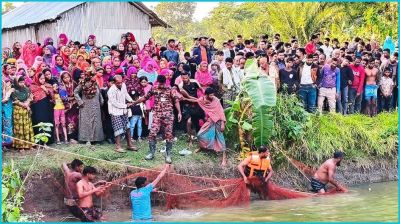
[97,155,347,210]
[107,170,250,209]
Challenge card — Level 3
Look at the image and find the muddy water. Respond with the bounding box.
[46,181,398,222]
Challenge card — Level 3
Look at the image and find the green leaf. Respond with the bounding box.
[231,99,241,112]
[241,121,253,131]
[242,61,276,108]
[252,106,274,147]
[7,212,17,222]
[228,117,239,124]
[42,127,52,132]
[2,186,9,201]
[40,136,49,143]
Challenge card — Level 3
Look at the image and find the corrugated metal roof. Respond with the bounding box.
[2,2,84,29]
[2,2,169,30]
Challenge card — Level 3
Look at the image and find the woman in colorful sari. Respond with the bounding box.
[60,71,79,143]
[11,75,35,151]
[21,41,39,68]
[57,33,69,50]
[74,69,104,145]
[137,60,159,84]
[124,32,136,46]
[2,65,14,149]
[51,55,67,78]
[186,87,227,166]
[195,61,213,96]
[42,37,57,54]
[60,46,71,67]
[68,54,78,72]
[42,45,54,67]
[2,47,12,64]
[30,72,55,145]
[12,42,22,59]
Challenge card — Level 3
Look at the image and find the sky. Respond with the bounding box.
[4,2,220,21]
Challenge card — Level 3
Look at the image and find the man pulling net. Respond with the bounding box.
[311,151,348,193]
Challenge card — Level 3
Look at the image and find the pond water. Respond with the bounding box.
[46,181,398,222]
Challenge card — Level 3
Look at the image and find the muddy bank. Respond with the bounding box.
[22,158,397,217]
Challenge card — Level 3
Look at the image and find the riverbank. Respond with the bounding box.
[2,138,398,217]
[2,111,398,219]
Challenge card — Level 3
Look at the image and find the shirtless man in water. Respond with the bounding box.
[62,159,85,219]
[311,151,348,193]
[76,166,111,222]
[364,59,379,116]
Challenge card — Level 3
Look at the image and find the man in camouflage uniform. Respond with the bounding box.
[133,75,182,163]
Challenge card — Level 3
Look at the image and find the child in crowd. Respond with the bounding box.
[379,67,395,111]
[129,93,145,142]
[53,83,68,144]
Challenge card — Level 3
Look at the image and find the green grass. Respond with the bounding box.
[3,107,398,176]
[282,111,398,165]
[2,136,238,176]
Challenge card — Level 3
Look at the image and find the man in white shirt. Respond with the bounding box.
[219,57,243,108]
[107,75,136,153]
[320,38,334,59]
[298,54,319,113]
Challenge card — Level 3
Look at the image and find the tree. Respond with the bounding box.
[152,3,197,50]
[2,2,15,14]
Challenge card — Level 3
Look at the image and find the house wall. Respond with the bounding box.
[2,2,152,48]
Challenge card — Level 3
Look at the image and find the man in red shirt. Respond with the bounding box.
[348,56,366,114]
[305,34,319,55]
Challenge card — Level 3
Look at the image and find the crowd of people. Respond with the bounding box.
[2,32,398,165]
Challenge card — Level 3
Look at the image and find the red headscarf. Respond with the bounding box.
[124,32,136,46]
[21,41,39,68]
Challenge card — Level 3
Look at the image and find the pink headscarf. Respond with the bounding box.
[21,41,39,68]
[157,69,172,87]
[143,59,159,73]
[140,55,151,69]
[197,96,226,123]
[58,33,69,47]
[195,61,213,87]
[127,66,138,76]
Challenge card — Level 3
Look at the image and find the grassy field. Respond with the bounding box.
[2,135,239,176]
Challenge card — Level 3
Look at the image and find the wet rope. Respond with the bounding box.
[3,134,240,196]
[274,144,311,183]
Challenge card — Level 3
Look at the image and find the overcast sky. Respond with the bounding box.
[5,2,220,21]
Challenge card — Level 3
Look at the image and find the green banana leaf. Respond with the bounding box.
[252,106,274,146]
[242,61,277,108]
[242,60,277,146]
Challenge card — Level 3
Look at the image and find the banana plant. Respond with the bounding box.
[225,60,277,158]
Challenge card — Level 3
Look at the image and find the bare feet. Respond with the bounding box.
[195,148,201,153]
[114,148,127,153]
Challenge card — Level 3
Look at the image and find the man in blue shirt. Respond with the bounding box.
[162,39,179,64]
[130,164,170,221]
